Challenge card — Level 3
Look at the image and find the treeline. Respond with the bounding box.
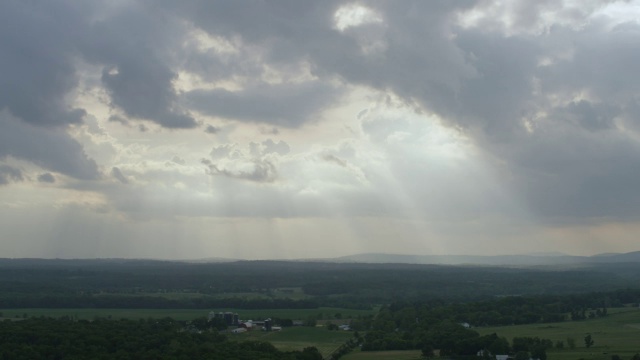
[364,321,553,359]
[0,295,318,310]
[359,289,640,354]
[386,288,640,327]
[0,317,323,360]
[2,259,640,309]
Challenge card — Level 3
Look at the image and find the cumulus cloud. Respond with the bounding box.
[202,158,278,183]
[257,139,290,156]
[203,140,290,183]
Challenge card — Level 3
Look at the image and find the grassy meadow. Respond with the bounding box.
[477,307,640,360]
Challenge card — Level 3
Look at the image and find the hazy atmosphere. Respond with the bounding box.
[2,0,640,259]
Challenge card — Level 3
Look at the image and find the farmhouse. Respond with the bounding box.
[239,321,254,330]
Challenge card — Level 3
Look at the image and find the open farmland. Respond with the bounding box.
[230,326,355,358]
[477,307,640,360]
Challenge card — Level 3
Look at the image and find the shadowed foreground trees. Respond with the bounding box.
[0,317,322,360]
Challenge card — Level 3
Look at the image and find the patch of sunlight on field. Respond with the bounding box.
[342,349,423,360]
[476,307,640,360]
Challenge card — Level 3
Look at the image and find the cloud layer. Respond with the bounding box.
[1,0,640,259]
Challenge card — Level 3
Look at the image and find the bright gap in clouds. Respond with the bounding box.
[334,3,383,32]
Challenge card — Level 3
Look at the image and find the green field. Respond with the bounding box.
[0,307,374,321]
[342,349,423,360]
[477,307,640,360]
[230,326,355,358]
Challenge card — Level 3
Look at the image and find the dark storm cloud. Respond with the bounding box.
[503,128,640,221]
[0,112,99,180]
[0,0,198,131]
[445,21,640,221]
[80,4,197,129]
[159,0,350,128]
[156,0,342,55]
[536,21,640,132]
[0,1,86,128]
[0,165,23,185]
[101,63,196,128]
[0,1,194,180]
[0,2,101,180]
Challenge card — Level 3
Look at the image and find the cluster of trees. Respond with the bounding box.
[0,295,318,310]
[2,259,640,310]
[383,289,632,329]
[358,289,640,356]
[326,334,361,360]
[363,321,556,359]
[0,317,323,360]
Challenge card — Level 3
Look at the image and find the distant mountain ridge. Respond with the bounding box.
[331,251,640,266]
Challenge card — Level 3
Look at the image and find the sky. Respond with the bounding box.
[1,0,640,260]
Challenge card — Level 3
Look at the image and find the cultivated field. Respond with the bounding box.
[477,307,640,360]
[231,326,354,358]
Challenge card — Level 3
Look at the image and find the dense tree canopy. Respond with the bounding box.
[0,317,322,360]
